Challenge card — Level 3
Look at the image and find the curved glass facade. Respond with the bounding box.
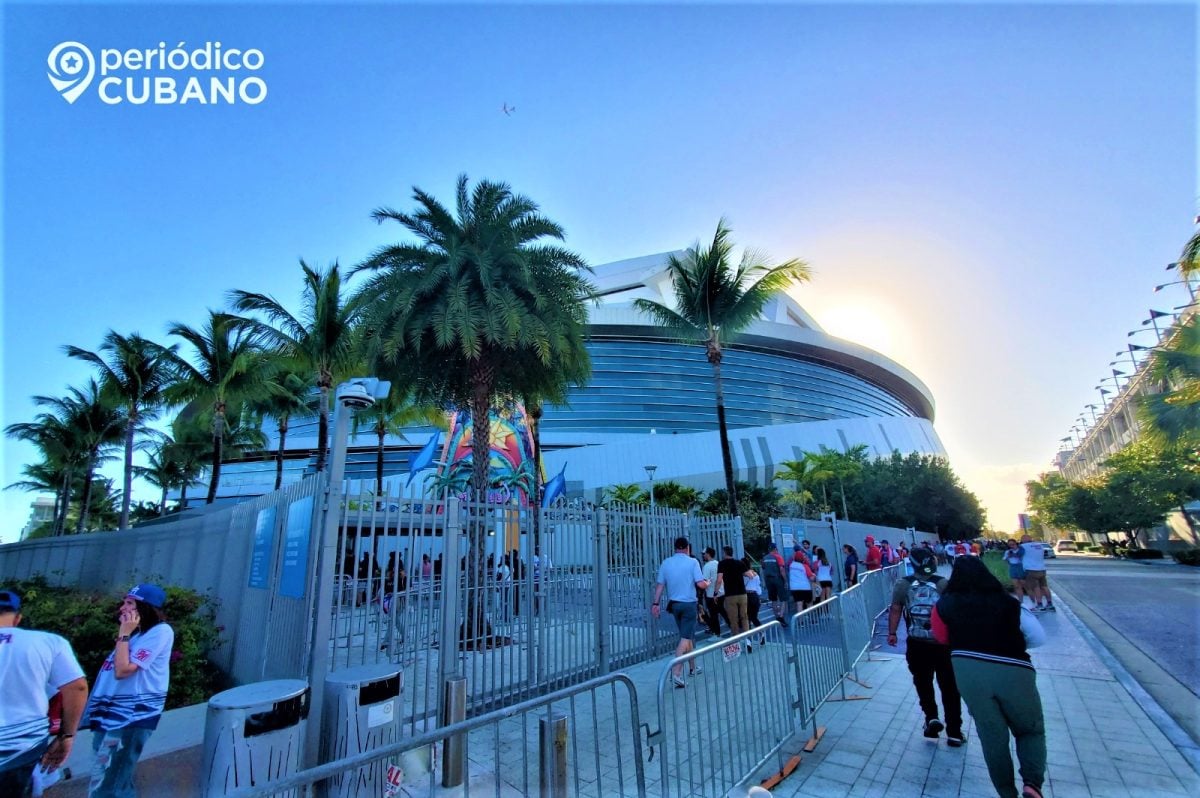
[540,338,920,435]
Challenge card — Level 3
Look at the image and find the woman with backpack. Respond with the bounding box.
[932,557,1047,798]
[788,550,816,612]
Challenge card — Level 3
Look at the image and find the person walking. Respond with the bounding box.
[813,548,834,602]
[788,550,816,612]
[715,546,750,642]
[863,536,883,571]
[700,547,724,636]
[932,557,1047,798]
[759,543,788,621]
[842,544,860,587]
[1019,535,1055,612]
[0,590,88,797]
[1002,539,1027,606]
[886,547,964,746]
[651,537,710,688]
[743,558,766,645]
[82,584,174,798]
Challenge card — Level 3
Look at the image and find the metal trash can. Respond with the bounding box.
[200,679,309,797]
[319,663,403,798]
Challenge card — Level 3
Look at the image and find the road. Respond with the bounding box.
[1048,553,1200,744]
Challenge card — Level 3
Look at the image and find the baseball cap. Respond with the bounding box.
[865,535,876,544]
[768,542,778,551]
[0,590,20,612]
[126,583,166,609]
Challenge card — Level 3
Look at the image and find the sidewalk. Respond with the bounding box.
[745,598,1200,798]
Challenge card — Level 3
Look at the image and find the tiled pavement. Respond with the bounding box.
[743,599,1200,798]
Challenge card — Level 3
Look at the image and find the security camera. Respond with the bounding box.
[335,377,393,410]
[336,383,374,409]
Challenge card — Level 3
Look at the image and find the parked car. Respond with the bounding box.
[1040,543,1057,559]
[1054,539,1078,554]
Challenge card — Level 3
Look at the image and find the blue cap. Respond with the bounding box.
[0,590,20,612]
[126,584,166,609]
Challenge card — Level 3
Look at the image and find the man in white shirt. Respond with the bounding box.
[0,589,88,797]
[1020,536,1055,612]
[651,537,710,688]
[700,547,724,636]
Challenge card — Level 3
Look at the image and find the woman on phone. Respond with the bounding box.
[82,584,174,798]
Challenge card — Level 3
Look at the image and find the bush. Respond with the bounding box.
[6,576,228,709]
[1125,548,1165,560]
[1171,549,1200,566]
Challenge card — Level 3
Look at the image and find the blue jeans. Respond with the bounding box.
[89,727,153,798]
[0,738,50,798]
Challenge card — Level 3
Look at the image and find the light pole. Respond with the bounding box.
[304,377,390,767]
[644,465,657,511]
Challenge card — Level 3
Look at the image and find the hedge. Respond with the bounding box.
[5,576,228,709]
[1171,549,1200,566]
[1125,548,1165,560]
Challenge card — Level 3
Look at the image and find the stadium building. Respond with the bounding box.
[206,252,945,505]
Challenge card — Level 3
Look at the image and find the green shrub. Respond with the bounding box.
[1171,549,1200,566]
[6,576,228,709]
[1125,548,1165,560]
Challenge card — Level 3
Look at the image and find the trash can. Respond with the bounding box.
[200,679,310,797]
[319,663,403,798]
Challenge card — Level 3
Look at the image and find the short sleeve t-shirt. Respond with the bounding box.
[0,627,85,764]
[657,554,705,604]
[1003,548,1025,577]
[702,559,720,598]
[1020,542,1046,571]
[717,558,747,596]
[83,624,174,731]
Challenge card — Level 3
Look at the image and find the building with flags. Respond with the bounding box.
[194,252,945,507]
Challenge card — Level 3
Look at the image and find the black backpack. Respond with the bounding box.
[903,576,941,641]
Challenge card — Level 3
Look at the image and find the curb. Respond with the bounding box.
[1052,589,1200,778]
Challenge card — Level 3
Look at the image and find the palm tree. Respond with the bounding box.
[354,175,593,496]
[230,260,364,474]
[355,175,593,645]
[1179,227,1200,278]
[602,483,644,505]
[6,415,78,536]
[634,220,810,515]
[1139,315,1200,445]
[165,311,274,503]
[351,388,445,495]
[136,443,185,515]
[64,331,178,529]
[773,458,815,518]
[5,460,70,534]
[247,367,317,490]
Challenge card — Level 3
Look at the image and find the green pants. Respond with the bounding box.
[951,656,1045,798]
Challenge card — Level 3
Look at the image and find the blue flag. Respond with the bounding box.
[406,431,441,488]
[541,463,567,508]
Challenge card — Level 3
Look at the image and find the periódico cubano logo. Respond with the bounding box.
[47,41,96,104]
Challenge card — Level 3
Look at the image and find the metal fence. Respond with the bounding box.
[228,672,647,798]
[650,564,904,797]
[649,622,796,798]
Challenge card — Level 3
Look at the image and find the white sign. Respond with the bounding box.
[383,764,403,797]
[367,701,395,728]
[722,642,741,662]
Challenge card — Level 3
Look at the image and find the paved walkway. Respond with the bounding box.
[744,595,1200,798]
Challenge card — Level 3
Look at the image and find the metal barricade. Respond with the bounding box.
[788,597,846,733]
[228,673,647,798]
[649,622,796,798]
[837,581,873,674]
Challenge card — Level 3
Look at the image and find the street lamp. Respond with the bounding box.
[305,377,390,766]
[644,465,657,511]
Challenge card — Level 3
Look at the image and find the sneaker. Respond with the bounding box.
[946,729,966,747]
[923,718,944,738]
[747,642,753,654]
[692,664,703,676]
[1043,604,1056,612]
[672,675,686,689]
[1021,785,1044,798]
[1031,605,1046,613]
[758,633,767,646]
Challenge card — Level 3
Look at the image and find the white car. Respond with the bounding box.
[1040,543,1057,559]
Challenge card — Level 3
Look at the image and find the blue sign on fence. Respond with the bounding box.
[279,496,314,599]
[247,507,277,589]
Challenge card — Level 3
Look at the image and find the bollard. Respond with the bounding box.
[539,712,569,798]
[440,676,467,788]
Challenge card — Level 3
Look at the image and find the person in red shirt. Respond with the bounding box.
[864,536,883,571]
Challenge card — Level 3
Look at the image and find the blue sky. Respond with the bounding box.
[2,1,1195,542]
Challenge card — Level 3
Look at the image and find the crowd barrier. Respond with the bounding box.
[229,672,647,798]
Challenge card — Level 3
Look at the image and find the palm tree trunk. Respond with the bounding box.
[709,356,739,516]
[464,361,497,647]
[76,454,97,534]
[315,386,330,473]
[207,408,226,504]
[376,428,385,495]
[158,485,168,516]
[55,469,72,536]
[275,416,289,491]
[838,476,849,521]
[529,399,543,544]
[120,408,137,530]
